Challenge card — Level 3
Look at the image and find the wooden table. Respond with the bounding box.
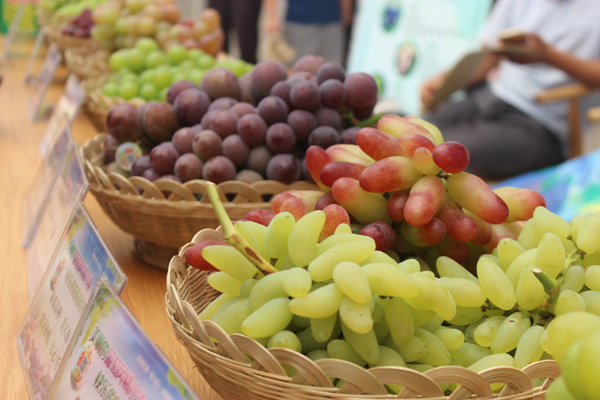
[0,39,223,400]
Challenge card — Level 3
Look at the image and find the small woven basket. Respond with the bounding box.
[80,133,318,268]
[65,46,110,82]
[43,23,92,56]
[166,228,562,400]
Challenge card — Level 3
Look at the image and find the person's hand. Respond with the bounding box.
[496,33,553,64]
[420,72,447,108]
[265,16,282,34]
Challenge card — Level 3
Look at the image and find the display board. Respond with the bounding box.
[27,42,61,121]
[47,280,199,400]
[347,0,492,116]
[17,203,127,400]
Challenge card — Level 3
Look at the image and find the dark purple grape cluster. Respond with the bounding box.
[103,55,379,185]
[61,8,94,38]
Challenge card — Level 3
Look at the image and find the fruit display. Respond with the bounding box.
[43,0,106,24]
[61,8,94,38]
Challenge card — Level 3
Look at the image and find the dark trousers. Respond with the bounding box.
[425,84,565,179]
[208,0,262,64]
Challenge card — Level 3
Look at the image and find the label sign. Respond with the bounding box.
[17,204,128,400]
[1,1,25,61]
[26,143,90,298]
[24,31,47,85]
[28,42,62,122]
[21,116,74,248]
[48,280,198,400]
[39,74,85,156]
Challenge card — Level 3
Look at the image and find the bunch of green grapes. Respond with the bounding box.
[187,183,600,396]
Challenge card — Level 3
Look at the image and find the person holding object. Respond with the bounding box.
[420,0,600,179]
[263,0,353,65]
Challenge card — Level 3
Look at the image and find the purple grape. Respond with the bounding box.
[167,80,198,104]
[292,55,326,75]
[200,68,241,100]
[236,169,263,184]
[208,97,239,112]
[201,110,239,139]
[270,81,292,109]
[104,134,119,164]
[131,155,151,176]
[158,174,181,183]
[266,123,296,154]
[222,134,250,167]
[238,76,255,105]
[341,127,360,145]
[174,153,203,182]
[290,80,320,111]
[142,103,179,144]
[266,154,301,184]
[142,168,161,182]
[316,62,345,84]
[287,110,317,142]
[250,60,288,101]
[301,158,315,183]
[257,96,289,125]
[245,145,272,176]
[230,102,256,118]
[308,126,340,149]
[315,107,341,130]
[319,79,347,108]
[202,155,237,184]
[344,73,378,107]
[192,129,222,161]
[353,100,376,120]
[149,142,180,175]
[106,104,143,143]
[173,88,210,127]
[237,113,267,147]
[172,127,198,154]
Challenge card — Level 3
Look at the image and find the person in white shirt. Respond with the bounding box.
[420,0,600,179]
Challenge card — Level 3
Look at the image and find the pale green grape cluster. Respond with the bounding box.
[192,207,600,397]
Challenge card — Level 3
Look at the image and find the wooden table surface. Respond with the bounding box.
[0,39,223,400]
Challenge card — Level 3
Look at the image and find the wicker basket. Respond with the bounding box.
[65,46,110,82]
[80,133,319,268]
[43,23,92,56]
[165,227,562,400]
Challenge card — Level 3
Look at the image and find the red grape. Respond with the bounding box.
[174,153,203,182]
[246,145,272,176]
[270,80,292,108]
[344,73,378,107]
[192,129,222,161]
[208,97,239,112]
[290,80,320,110]
[201,110,239,139]
[292,55,326,75]
[167,80,198,104]
[266,154,301,184]
[250,60,288,101]
[287,110,317,142]
[237,113,267,146]
[172,127,199,154]
[131,155,150,176]
[173,88,210,127]
[202,155,237,183]
[361,222,395,251]
[315,107,341,130]
[142,102,179,144]
[257,96,289,125]
[308,126,340,149]
[319,79,346,108]
[222,134,250,167]
[230,102,256,118]
[341,127,360,144]
[316,61,345,84]
[200,68,241,100]
[149,142,180,175]
[185,241,230,271]
[106,104,143,143]
[266,123,297,154]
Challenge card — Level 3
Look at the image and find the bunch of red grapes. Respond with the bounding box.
[103,55,380,185]
[61,8,94,38]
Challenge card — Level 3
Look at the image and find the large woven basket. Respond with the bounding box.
[80,133,319,268]
[65,46,110,82]
[165,228,562,400]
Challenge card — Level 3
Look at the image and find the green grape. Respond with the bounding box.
[436,256,478,283]
[309,241,375,282]
[241,297,293,338]
[267,330,302,352]
[264,212,295,260]
[178,60,196,70]
[545,311,600,362]
[555,290,586,316]
[373,320,390,344]
[109,50,128,71]
[560,338,593,399]
[202,245,257,281]
[297,327,328,353]
[289,283,343,318]
[577,211,600,254]
[545,376,578,400]
[464,318,486,344]
[341,321,379,364]
[339,296,373,334]
[414,328,452,367]
[244,221,268,259]
[248,272,287,311]
[212,296,243,321]
[405,274,456,320]
[409,307,436,327]
[491,311,531,354]
[234,221,261,256]
[361,263,420,298]
[187,69,205,85]
[533,206,571,240]
[447,306,484,326]
[562,265,586,293]
[288,211,326,268]
[386,335,428,363]
[433,327,464,353]
[153,66,172,89]
[468,354,515,390]
[120,72,138,83]
[439,277,486,307]
[310,313,338,343]
[139,82,158,101]
[514,325,545,369]
[517,219,541,250]
[274,253,295,271]
[316,233,371,257]
[118,81,138,100]
[331,262,372,304]
[158,87,169,102]
[516,265,546,311]
[212,298,251,334]
[292,314,310,328]
[198,54,215,69]
[384,297,414,346]
[282,268,311,298]
[333,224,352,235]
[570,214,590,243]
[369,346,405,393]
[536,232,566,278]
[473,316,505,348]
[306,349,329,362]
[139,70,155,84]
[451,343,492,367]
[126,48,146,73]
[371,300,386,323]
[168,44,188,65]
[199,293,236,321]
[102,82,119,97]
[506,248,537,287]
[581,291,600,315]
[171,72,187,85]
[585,265,600,290]
[581,251,600,267]
[396,259,421,273]
[539,326,553,354]
[239,279,257,298]
[360,250,398,266]
[327,339,367,366]
[497,238,524,271]
[420,315,443,333]
[478,256,516,310]
[207,271,243,295]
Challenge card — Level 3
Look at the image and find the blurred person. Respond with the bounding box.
[420,0,600,180]
[263,0,354,65]
[208,0,262,64]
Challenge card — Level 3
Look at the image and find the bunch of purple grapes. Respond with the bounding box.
[103,54,379,185]
[61,8,94,38]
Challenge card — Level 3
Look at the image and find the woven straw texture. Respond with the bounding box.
[166,228,562,400]
[81,133,318,267]
[65,46,110,82]
[43,24,92,56]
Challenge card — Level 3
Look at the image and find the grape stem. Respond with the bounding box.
[206,182,277,275]
[533,268,560,313]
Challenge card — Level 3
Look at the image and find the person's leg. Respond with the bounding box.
[423,84,486,127]
[208,0,231,53]
[231,0,261,64]
[284,22,319,64]
[318,22,345,64]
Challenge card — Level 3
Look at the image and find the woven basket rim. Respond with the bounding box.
[164,227,561,400]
